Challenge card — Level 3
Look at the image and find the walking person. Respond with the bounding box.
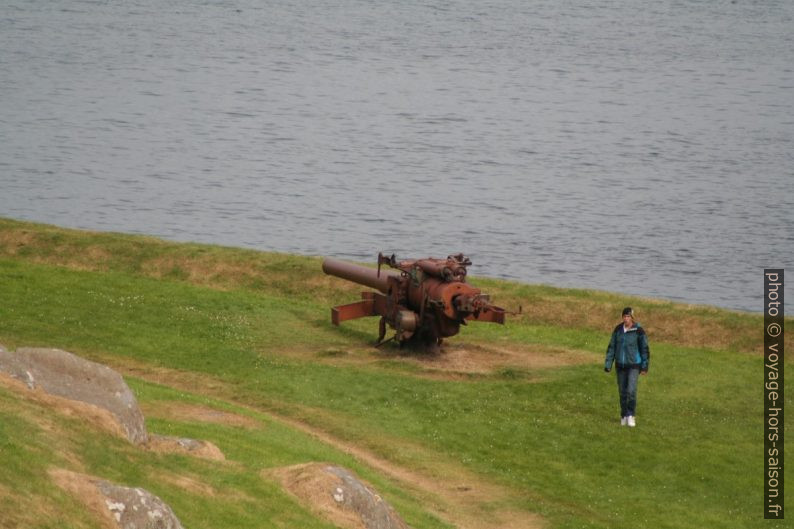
[604,307,650,427]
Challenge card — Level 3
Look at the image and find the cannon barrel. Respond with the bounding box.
[322,257,398,293]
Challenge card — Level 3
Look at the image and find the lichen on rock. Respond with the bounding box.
[50,469,185,529]
[95,480,185,529]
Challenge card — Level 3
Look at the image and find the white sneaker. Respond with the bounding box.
[620,417,627,426]
[627,416,636,427]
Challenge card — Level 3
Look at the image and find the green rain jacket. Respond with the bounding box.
[604,322,650,371]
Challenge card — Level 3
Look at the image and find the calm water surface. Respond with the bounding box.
[1,0,792,312]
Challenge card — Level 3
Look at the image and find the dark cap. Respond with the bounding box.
[622,307,634,317]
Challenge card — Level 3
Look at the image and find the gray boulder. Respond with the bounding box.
[273,463,409,529]
[96,480,184,529]
[0,347,148,444]
[51,469,184,529]
[325,466,409,529]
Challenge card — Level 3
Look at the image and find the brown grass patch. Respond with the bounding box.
[82,245,114,266]
[139,255,257,287]
[49,469,118,529]
[0,482,12,499]
[0,228,114,271]
[140,401,261,430]
[0,373,127,440]
[157,472,218,497]
[638,307,757,352]
[287,341,594,380]
[145,434,226,462]
[481,284,763,354]
[109,355,233,393]
[0,486,71,529]
[0,228,36,255]
[381,342,595,377]
[268,463,367,529]
[154,469,259,504]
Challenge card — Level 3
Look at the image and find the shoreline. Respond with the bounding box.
[0,215,762,316]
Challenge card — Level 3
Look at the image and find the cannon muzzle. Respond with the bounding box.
[322,257,399,293]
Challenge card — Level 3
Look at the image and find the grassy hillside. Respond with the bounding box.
[0,217,789,529]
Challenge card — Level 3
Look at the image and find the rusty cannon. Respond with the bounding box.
[322,253,508,350]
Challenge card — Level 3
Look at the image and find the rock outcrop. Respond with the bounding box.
[0,346,227,462]
[96,480,185,529]
[0,347,148,444]
[147,434,226,461]
[271,463,409,529]
[51,469,184,529]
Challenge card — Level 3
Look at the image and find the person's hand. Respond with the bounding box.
[640,370,647,376]
[604,367,611,373]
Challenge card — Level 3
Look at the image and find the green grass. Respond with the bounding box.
[0,217,790,529]
[0,378,449,529]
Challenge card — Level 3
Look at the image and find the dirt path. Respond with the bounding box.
[267,408,543,529]
[114,358,545,529]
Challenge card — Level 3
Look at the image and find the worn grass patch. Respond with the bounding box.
[0,374,450,529]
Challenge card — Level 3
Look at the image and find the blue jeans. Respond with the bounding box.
[616,366,640,417]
